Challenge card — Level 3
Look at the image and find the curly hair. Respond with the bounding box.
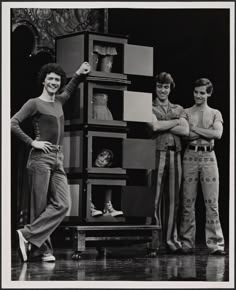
[154,72,175,89]
[194,78,213,95]
[37,63,67,90]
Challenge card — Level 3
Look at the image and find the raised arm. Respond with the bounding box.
[169,117,189,136]
[58,62,91,104]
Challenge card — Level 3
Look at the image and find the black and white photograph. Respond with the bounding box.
[1,1,235,288]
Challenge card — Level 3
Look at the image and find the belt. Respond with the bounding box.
[50,145,62,152]
[187,145,213,152]
[166,146,177,151]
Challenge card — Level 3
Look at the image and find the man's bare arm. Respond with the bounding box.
[169,117,189,136]
[192,121,223,140]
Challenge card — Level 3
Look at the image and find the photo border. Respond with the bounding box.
[1,1,235,289]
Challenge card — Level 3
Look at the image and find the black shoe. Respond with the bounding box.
[166,248,183,255]
[210,250,226,256]
[179,248,194,255]
[146,248,158,257]
[172,248,183,255]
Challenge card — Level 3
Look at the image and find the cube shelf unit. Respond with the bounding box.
[56,31,153,79]
[56,31,160,258]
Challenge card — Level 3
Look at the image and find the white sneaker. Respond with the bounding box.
[41,253,56,262]
[91,202,103,217]
[16,230,28,262]
[103,201,123,217]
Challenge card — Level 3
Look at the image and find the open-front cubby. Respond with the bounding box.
[88,131,126,174]
[56,31,153,79]
[63,130,156,175]
[85,179,156,223]
[90,87,124,124]
[88,131,156,173]
[92,40,124,74]
[86,179,126,223]
[88,82,153,126]
[63,80,152,127]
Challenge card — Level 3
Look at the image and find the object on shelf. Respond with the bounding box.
[103,201,123,217]
[56,31,154,79]
[92,52,99,71]
[90,201,103,217]
[91,187,123,218]
[92,93,113,120]
[94,149,114,168]
[104,188,123,217]
[93,44,118,72]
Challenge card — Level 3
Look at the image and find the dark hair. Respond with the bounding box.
[194,78,213,95]
[38,63,67,90]
[154,72,175,89]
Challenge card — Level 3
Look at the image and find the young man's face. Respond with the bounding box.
[193,85,211,105]
[155,82,171,101]
[43,72,61,95]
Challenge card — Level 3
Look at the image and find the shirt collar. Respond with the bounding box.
[153,98,176,108]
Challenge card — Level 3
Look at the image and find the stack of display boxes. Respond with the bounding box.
[56,31,156,230]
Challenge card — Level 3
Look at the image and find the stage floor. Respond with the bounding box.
[11,243,229,282]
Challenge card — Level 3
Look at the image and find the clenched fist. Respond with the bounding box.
[76,62,91,76]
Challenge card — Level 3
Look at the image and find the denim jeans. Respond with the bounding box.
[20,149,70,251]
[179,149,224,252]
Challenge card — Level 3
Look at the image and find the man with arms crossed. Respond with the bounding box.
[179,78,225,255]
[147,72,189,256]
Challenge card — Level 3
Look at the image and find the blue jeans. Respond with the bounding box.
[21,149,70,252]
[179,149,224,252]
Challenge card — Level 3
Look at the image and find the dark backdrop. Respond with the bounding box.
[11,8,230,244]
[108,8,230,243]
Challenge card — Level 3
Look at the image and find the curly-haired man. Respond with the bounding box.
[11,62,91,262]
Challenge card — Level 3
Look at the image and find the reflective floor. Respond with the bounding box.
[11,244,229,281]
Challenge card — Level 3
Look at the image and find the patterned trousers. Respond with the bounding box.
[179,149,224,252]
[149,150,182,251]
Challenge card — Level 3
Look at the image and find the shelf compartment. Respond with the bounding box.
[56,31,153,79]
